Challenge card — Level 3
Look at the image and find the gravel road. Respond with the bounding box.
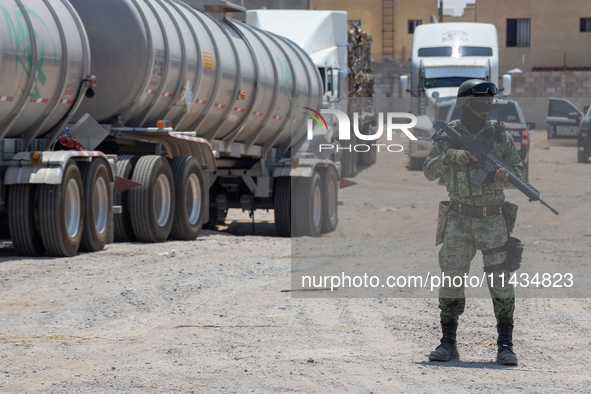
[1,130,590,393]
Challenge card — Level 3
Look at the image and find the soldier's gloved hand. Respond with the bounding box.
[495,167,511,186]
[444,149,477,166]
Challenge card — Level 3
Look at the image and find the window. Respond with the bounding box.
[581,18,591,32]
[418,47,452,57]
[549,100,579,118]
[408,20,422,34]
[507,19,530,47]
[458,46,493,57]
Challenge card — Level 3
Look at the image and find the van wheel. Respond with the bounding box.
[79,160,112,252]
[8,184,45,256]
[170,156,206,240]
[408,157,424,171]
[129,156,175,243]
[38,160,84,257]
[114,155,138,242]
[320,167,339,233]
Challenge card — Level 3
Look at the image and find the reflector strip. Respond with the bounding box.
[252,111,264,116]
[0,96,14,102]
[233,107,246,112]
[30,98,50,103]
[195,99,208,105]
[213,103,226,109]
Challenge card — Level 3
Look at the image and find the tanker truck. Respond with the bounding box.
[0,0,340,257]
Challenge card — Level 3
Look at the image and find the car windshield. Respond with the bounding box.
[449,102,522,123]
[425,77,473,89]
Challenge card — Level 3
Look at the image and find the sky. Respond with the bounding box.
[442,0,471,17]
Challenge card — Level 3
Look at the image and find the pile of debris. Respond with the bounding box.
[348,23,374,98]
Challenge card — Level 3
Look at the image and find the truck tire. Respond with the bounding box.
[114,155,139,242]
[8,184,45,256]
[79,160,112,252]
[360,145,377,166]
[128,155,175,243]
[38,160,84,257]
[320,167,339,233]
[170,156,206,240]
[340,138,358,177]
[293,172,323,237]
[577,151,589,163]
[274,177,291,237]
[408,157,424,171]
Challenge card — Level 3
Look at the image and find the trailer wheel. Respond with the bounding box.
[129,155,175,242]
[293,172,323,237]
[170,156,206,240]
[38,160,84,257]
[274,177,291,237]
[320,167,339,233]
[340,145,358,178]
[114,155,139,242]
[8,184,45,256]
[79,160,112,252]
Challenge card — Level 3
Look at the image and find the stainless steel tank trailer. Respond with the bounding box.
[0,0,341,257]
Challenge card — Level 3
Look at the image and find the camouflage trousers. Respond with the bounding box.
[438,210,515,325]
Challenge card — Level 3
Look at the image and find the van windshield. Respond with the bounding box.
[425,77,473,88]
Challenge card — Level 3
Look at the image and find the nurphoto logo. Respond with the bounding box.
[304,108,418,153]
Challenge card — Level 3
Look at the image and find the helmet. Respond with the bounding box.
[457,80,498,120]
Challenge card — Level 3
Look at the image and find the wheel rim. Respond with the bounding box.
[154,174,171,227]
[94,176,109,233]
[64,179,81,238]
[185,173,202,225]
[327,178,337,222]
[313,183,322,228]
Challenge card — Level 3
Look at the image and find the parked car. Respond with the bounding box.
[546,97,585,146]
[577,105,591,163]
[445,98,530,180]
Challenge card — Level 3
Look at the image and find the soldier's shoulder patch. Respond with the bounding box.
[428,144,435,154]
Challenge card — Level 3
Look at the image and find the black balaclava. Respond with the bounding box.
[460,96,493,133]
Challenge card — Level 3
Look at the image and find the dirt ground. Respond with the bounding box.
[1,130,590,393]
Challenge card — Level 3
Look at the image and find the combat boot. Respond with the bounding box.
[428,321,459,361]
[496,323,518,365]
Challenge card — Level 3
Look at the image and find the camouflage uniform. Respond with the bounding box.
[424,119,525,325]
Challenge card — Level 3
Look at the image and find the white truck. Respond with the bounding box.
[400,22,512,169]
[246,10,376,177]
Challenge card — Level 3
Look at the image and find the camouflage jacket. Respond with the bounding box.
[423,119,526,207]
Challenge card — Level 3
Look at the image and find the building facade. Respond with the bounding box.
[444,0,591,73]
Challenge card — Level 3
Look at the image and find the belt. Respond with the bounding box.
[449,200,504,217]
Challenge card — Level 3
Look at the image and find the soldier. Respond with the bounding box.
[423,80,525,365]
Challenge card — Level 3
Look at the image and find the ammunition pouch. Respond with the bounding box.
[482,237,524,273]
[436,201,450,246]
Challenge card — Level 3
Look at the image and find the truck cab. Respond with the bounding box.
[400,23,511,114]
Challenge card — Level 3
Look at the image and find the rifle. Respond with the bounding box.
[433,124,559,215]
